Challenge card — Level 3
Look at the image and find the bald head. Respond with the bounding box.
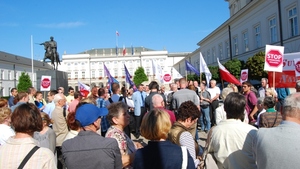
[152,94,164,108]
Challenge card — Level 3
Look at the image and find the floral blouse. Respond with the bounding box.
[105,126,136,155]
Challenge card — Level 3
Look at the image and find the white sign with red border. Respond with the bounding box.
[264,45,284,72]
[40,75,51,91]
[163,73,172,84]
[294,58,300,77]
[240,69,248,83]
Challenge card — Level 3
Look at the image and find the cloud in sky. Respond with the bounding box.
[36,21,86,28]
[0,22,19,27]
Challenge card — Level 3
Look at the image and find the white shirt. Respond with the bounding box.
[215,106,249,125]
[0,124,15,145]
[208,119,257,169]
[255,109,266,127]
[207,86,221,100]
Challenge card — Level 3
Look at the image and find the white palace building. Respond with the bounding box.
[174,0,300,76]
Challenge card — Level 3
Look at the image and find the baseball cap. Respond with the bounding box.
[75,104,108,127]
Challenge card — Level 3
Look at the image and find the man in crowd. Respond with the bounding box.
[258,78,277,98]
[132,84,147,138]
[10,92,29,112]
[242,81,258,122]
[66,87,75,104]
[8,88,17,107]
[62,104,122,169]
[152,94,176,124]
[145,81,166,112]
[166,83,178,110]
[296,80,300,92]
[96,88,110,136]
[68,91,82,113]
[43,90,58,118]
[52,93,69,169]
[57,87,65,94]
[172,78,199,138]
[89,86,99,103]
[208,92,257,168]
[275,87,290,112]
[27,87,36,104]
[253,93,300,168]
[207,79,220,126]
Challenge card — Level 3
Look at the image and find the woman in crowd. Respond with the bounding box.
[64,111,81,141]
[0,103,56,168]
[34,91,46,112]
[265,88,276,98]
[121,86,135,138]
[0,98,8,108]
[168,101,201,168]
[199,82,211,132]
[33,112,56,153]
[106,102,142,168]
[134,108,195,169]
[259,96,282,128]
[0,107,15,145]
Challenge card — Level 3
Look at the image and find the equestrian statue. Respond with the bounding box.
[40,36,60,70]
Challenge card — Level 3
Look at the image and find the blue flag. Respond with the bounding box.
[185,60,200,76]
[124,64,137,92]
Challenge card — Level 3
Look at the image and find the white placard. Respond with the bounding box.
[40,75,51,91]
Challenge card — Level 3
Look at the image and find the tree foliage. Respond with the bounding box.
[224,58,244,79]
[245,51,268,80]
[133,67,148,85]
[17,72,32,92]
[208,66,220,83]
[187,74,200,82]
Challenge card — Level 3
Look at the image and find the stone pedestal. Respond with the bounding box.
[36,70,68,95]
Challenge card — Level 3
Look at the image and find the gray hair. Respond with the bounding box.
[53,93,65,104]
[296,80,300,89]
[210,79,216,84]
[283,93,300,119]
[261,78,268,83]
[221,87,233,100]
[152,94,163,107]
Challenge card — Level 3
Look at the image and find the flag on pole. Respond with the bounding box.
[116,31,119,36]
[104,64,119,92]
[122,45,126,56]
[78,80,90,97]
[217,58,241,86]
[124,64,137,91]
[131,45,134,55]
[172,67,183,79]
[116,46,118,56]
[199,52,212,87]
[185,60,200,76]
[152,59,164,83]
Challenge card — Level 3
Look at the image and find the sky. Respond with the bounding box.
[0,1,229,60]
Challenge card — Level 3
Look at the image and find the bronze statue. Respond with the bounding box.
[40,36,60,70]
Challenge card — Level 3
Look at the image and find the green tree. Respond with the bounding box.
[133,67,148,85]
[17,72,32,92]
[245,51,268,80]
[224,58,244,79]
[208,66,220,83]
[187,74,199,82]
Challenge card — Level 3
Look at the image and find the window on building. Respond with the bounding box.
[68,73,71,79]
[269,17,277,43]
[15,72,18,80]
[243,31,249,52]
[207,50,211,64]
[233,36,238,56]
[114,61,117,64]
[99,70,103,77]
[288,7,298,37]
[114,69,118,77]
[255,25,261,48]
[1,70,4,80]
[146,68,150,75]
[212,47,216,63]
[8,71,11,80]
[91,62,95,66]
[225,41,230,59]
[82,71,85,79]
[75,72,78,79]
[121,69,125,76]
[74,62,78,66]
[91,71,95,78]
[219,43,223,60]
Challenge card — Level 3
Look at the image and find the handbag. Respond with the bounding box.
[198,127,218,169]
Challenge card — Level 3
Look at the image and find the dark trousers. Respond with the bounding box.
[276,99,284,112]
[134,107,146,135]
[210,100,219,126]
[56,146,65,169]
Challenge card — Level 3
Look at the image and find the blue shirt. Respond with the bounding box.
[276,88,290,100]
[43,101,55,118]
[8,96,15,107]
[96,98,110,132]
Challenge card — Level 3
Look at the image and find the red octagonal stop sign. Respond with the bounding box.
[266,50,283,67]
[163,74,172,82]
[41,78,51,88]
[295,61,300,73]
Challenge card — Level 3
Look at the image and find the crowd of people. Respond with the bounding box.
[0,77,299,168]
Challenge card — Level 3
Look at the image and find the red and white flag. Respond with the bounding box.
[294,58,300,77]
[240,69,248,83]
[217,58,241,86]
[122,45,126,56]
[116,31,119,36]
[78,81,90,97]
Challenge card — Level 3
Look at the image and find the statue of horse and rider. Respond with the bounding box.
[40,36,60,70]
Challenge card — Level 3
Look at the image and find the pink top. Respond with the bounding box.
[68,99,79,113]
[157,107,176,124]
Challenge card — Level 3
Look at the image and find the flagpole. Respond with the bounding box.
[31,35,34,87]
[116,31,118,57]
[273,71,275,89]
[185,70,187,81]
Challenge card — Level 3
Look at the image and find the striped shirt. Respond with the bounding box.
[0,137,56,169]
[259,111,282,128]
[179,131,200,168]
